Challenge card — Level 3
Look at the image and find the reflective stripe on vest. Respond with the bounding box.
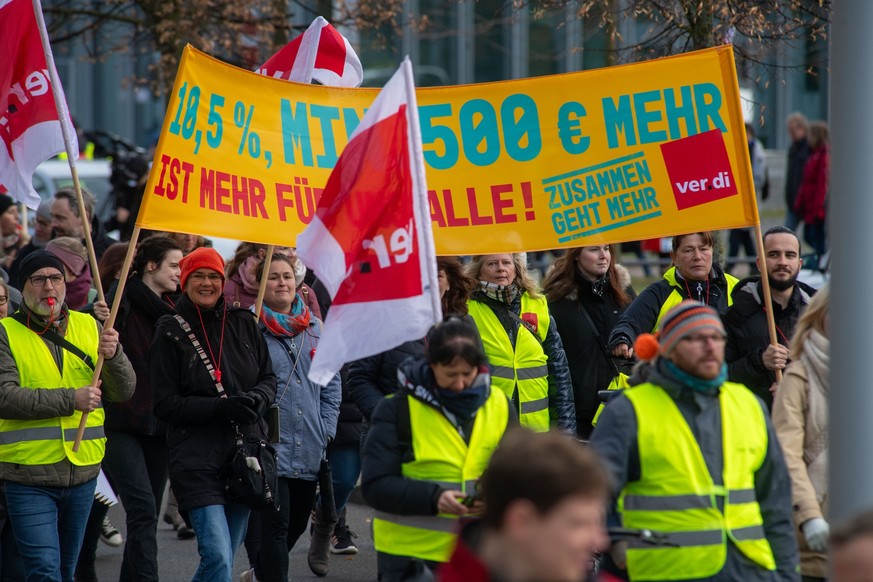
[654,267,739,332]
[0,312,105,467]
[618,382,775,580]
[468,293,551,431]
[373,389,509,562]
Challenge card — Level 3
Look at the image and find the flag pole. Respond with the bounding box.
[72,226,141,451]
[754,223,782,383]
[31,0,105,305]
[401,57,442,321]
[253,245,275,320]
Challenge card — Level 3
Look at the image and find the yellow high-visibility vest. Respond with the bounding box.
[654,267,739,331]
[0,311,105,467]
[373,388,509,562]
[619,381,776,580]
[468,293,551,431]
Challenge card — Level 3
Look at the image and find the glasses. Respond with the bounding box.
[189,272,223,283]
[29,274,64,287]
[680,334,727,346]
[0,296,7,305]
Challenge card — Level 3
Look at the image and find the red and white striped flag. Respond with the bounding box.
[0,0,77,208]
[257,16,364,88]
[297,58,441,385]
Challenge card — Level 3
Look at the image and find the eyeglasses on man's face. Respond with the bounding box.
[29,274,65,287]
[0,295,7,306]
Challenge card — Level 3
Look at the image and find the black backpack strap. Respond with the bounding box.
[10,311,95,370]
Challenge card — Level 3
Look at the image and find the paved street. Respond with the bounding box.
[94,492,377,582]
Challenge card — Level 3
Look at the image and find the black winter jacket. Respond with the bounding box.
[348,339,426,422]
[151,295,277,512]
[104,278,176,436]
[609,265,737,350]
[362,358,515,516]
[724,277,816,408]
[549,270,635,438]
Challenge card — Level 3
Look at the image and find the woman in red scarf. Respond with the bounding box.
[245,254,341,582]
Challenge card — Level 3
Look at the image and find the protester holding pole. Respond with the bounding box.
[101,236,183,581]
[0,251,134,580]
[609,232,739,358]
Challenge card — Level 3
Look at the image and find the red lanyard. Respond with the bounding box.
[196,305,227,383]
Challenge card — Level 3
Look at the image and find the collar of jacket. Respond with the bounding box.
[397,357,492,412]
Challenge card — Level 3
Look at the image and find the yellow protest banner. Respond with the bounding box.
[138,45,756,254]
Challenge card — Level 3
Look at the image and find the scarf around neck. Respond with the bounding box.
[260,294,311,337]
[478,281,519,304]
[657,357,727,395]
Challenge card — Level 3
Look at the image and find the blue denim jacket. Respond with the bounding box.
[262,318,341,481]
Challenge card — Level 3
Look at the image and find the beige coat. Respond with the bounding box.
[772,361,828,578]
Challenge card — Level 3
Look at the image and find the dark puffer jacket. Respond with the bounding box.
[724,277,816,408]
[548,266,635,438]
[609,265,738,350]
[151,295,277,512]
[348,339,426,422]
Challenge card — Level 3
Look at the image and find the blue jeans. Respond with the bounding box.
[328,443,361,513]
[187,502,250,582]
[4,479,96,582]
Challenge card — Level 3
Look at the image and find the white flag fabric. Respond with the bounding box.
[257,16,364,88]
[0,0,77,209]
[297,58,441,385]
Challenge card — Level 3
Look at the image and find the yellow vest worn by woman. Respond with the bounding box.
[373,388,509,562]
[0,311,105,467]
[619,381,776,580]
[468,293,550,431]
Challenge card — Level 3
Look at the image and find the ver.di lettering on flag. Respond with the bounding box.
[256,16,364,88]
[297,57,441,385]
[0,0,77,208]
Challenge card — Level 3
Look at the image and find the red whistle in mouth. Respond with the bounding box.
[46,298,55,307]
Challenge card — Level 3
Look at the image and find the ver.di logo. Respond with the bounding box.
[659,129,738,211]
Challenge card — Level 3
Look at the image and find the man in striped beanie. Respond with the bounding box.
[590,300,799,581]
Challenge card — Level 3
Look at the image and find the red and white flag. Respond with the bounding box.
[257,16,364,88]
[297,58,441,385]
[0,0,77,209]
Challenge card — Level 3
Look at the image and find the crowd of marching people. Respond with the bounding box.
[0,111,853,582]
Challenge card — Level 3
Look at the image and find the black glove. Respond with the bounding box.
[240,392,268,418]
[214,396,260,424]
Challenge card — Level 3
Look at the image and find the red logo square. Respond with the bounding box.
[660,129,738,211]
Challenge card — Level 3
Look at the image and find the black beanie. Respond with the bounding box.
[0,195,14,217]
[17,250,65,289]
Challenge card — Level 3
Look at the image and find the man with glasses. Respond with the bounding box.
[590,301,799,581]
[0,250,135,581]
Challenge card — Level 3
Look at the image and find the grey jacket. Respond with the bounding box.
[590,361,800,582]
[262,318,341,481]
[0,306,136,487]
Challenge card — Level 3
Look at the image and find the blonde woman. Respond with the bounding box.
[772,284,830,582]
[465,254,575,432]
